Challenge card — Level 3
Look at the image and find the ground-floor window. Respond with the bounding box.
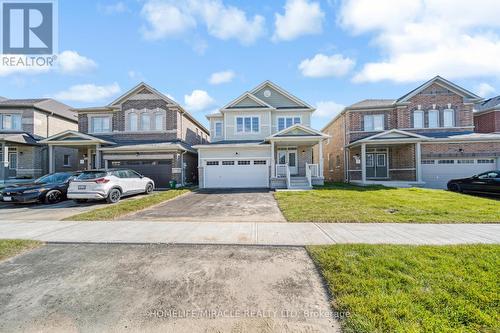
[63,155,71,167]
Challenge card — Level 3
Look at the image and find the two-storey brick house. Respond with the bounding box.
[0,98,78,182]
[41,83,209,188]
[474,96,500,133]
[194,81,329,189]
[321,76,500,188]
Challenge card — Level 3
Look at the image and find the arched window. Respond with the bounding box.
[154,112,163,131]
[128,113,138,131]
[140,113,151,130]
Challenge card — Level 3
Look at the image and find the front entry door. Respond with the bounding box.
[278,150,298,175]
[366,153,388,179]
[8,152,17,177]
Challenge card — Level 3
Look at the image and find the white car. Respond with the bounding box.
[68,169,155,204]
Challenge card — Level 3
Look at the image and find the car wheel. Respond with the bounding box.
[44,190,63,204]
[448,183,461,192]
[145,183,154,194]
[106,188,121,204]
[73,199,87,204]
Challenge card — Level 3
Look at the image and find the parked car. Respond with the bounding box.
[447,170,500,194]
[1,172,80,204]
[67,169,155,204]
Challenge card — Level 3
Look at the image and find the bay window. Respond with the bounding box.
[364,114,384,131]
[236,116,259,133]
[413,111,424,128]
[91,116,111,133]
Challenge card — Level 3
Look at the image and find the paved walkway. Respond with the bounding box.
[1,220,498,245]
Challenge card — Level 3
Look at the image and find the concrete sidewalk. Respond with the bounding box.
[0,220,499,245]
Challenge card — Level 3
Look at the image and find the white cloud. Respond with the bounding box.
[299,53,355,78]
[98,2,129,14]
[53,83,121,102]
[209,70,235,84]
[340,0,500,83]
[273,0,324,41]
[57,51,97,74]
[476,82,496,97]
[315,101,345,118]
[140,0,265,45]
[184,89,215,111]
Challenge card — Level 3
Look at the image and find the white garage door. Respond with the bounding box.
[422,158,497,189]
[204,159,269,188]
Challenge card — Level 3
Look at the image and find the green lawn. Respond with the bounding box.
[308,244,500,333]
[64,189,190,221]
[0,239,41,261]
[275,183,500,223]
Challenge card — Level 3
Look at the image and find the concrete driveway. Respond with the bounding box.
[122,189,286,222]
[0,244,339,333]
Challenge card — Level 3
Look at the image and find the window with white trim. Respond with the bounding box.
[154,113,163,131]
[277,117,301,131]
[364,114,384,131]
[443,109,454,127]
[128,113,138,131]
[206,161,219,166]
[236,117,259,133]
[421,160,435,164]
[140,113,151,130]
[91,116,111,133]
[428,110,439,128]
[366,154,374,167]
[254,160,266,165]
[457,160,474,164]
[215,122,223,137]
[0,114,22,130]
[477,159,495,164]
[413,110,424,128]
[238,160,251,165]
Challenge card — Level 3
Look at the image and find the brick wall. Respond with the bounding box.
[323,113,346,182]
[474,111,500,133]
[422,142,500,158]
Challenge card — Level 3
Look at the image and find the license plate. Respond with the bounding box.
[78,185,86,190]
[3,197,12,201]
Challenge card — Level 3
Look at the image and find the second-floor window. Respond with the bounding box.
[364,114,384,131]
[128,113,138,131]
[236,116,259,133]
[215,122,222,137]
[154,113,163,131]
[278,117,300,131]
[0,114,22,130]
[413,111,424,128]
[428,110,439,128]
[443,109,454,127]
[140,113,151,130]
[91,116,111,133]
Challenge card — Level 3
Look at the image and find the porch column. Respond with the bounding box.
[361,143,366,183]
[48,145,54,173]
[95,144,101,169]
[270,140,275,178]
[319,139,324,178]
[1,143,7,181]
[87,148,92,170]
[104,159,109,170]
[415,142,422,182]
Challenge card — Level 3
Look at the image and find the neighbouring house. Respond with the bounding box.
[474,96,500,133]
[40,82,209,188]
[0,98,78,182]
[194,81,329,190]
[321,76,500,189]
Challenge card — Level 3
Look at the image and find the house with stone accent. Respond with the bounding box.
[40,82,209,188]
[194,81,329,190]
[474,96,500,133]
[320,76,500,189]
[0,98,78,182]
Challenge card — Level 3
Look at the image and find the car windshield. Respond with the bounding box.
[76,171,108,180]
[35,173,73,184]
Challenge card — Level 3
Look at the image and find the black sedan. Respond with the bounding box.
[447,170,500,195]
[1,172,80,204]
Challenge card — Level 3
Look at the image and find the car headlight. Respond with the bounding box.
[24,188,44,194]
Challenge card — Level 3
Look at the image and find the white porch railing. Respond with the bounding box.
[305,163,319,187]
[276,164,288,178]
[305,163,312,187]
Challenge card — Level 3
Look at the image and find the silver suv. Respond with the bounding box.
[67,169,154,204]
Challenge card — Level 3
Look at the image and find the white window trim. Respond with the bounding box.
[125,108,166,133]
[154,111,164,131]
[363,114,384,132]
[413,110,424,129]
[443,109,455,128]
[0,112,23,131]
[214,121,223,137]
[235,115,261,134]
[428,109,439,128]
[277,116,302,132]
[89,114,112,134]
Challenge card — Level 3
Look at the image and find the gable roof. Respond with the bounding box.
[397,76,482,103]
[347,99,396,109]
[39,130,115,145]
[348,129,428,146]
[267,124,329,139]
[221,91,273,110]
[0,98,76,122]
[108,82,177,107]
[250,80,314,109]
[475,95,500,113]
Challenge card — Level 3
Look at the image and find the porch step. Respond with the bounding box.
[288,177,312,190]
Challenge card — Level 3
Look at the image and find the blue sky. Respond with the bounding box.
[1,0,500,129]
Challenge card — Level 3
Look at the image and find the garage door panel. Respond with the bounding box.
[109,160,172,188]
[205,160,269,188]
[422,159,496,189]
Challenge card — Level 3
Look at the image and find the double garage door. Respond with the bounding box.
[422,158,497,189]
[204,159,269,188]
[109,160,172,188]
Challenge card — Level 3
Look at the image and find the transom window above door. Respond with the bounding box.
[236,116,259,133]
[277,117,300,131]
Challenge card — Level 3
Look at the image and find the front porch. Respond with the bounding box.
[1,133,44,182]
[267,125,328,190]
[346,130,426,187]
